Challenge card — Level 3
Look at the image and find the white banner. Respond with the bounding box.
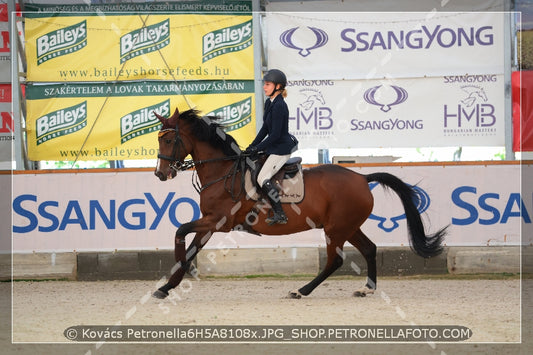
[266,12,505,80]
[286,75,505,148]
[12,163,529,252]
[265,0,507,12]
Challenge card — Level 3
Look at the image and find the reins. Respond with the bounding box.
[189,154,252,201]
[158,126,255,199]
[176,154,242,171]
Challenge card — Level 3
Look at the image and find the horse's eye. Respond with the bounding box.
[165,139,172,144]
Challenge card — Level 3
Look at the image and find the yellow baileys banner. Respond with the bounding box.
[26,81,256,161]
[26,14,254,82]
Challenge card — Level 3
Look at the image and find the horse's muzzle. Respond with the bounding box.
[155,168,176,181]
[155,170,167,181]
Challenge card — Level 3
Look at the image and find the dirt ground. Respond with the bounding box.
[3,277,532,354]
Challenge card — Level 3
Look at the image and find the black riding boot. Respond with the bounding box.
[261,180,288,225]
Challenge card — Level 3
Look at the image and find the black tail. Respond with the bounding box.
[366,172,447,258]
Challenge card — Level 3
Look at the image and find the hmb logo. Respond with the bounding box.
[202,19,252,63]
[120,19,170,64]
[37,20,87,65]
[280,26,328,57]
[443,85,495,129]
[120,99,169,143]
[290,88,333,130]
[460,86,488,107]
[36,102,87,145]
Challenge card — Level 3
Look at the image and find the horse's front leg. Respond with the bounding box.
[152,218,216,299]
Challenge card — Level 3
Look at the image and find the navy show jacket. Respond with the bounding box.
[250,94,298,155]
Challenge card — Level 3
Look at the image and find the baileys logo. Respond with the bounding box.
[207,97,252,132]
[202,19,252,63]
[121,99,169,143]
[37,20,87,65]
[36,102,87,145]
[120,19,170,64]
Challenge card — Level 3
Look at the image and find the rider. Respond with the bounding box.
[244,69,298,225]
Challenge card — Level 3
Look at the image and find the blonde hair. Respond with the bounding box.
[281,88,287,98]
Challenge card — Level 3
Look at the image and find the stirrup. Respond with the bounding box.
[265,213,288,225]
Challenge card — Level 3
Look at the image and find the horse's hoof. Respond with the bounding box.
[353,286,375,297]
[287,290,302,299]
[152,289,169,299]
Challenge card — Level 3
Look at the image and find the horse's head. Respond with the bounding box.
[154,108,193,181]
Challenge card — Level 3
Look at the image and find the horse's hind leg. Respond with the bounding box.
[347,228,377,297]
[288,235,345,299]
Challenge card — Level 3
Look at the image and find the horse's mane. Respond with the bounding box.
[179,109,241,157]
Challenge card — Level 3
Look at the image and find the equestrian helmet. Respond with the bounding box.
[263,69,287,88]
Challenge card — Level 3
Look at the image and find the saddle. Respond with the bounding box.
[244,155,305,204]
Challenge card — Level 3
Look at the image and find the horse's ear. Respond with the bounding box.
[153,111,167,124]
[171,108,180,120]
[165,108,180,127]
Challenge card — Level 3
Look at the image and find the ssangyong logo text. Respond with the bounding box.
[37,20,87,65]
[36,101,87,145]
[120,99,169,143]
[120,19,170,64]
[280,24,494,57]
[202,19,252,63]
[350,84,423,132]
[207,97,252,132]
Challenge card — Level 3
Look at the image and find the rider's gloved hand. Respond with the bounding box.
[244,146,258,155]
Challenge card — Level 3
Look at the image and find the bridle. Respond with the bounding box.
[156,122,255,199]
[157,121,189,171]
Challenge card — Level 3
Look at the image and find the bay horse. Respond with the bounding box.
[152,108,447,299]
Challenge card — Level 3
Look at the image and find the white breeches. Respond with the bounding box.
[257,154,291,186]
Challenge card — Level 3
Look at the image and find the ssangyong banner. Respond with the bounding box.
[286,75,504,148]
[267,12,504,80]
[25,81,256,161]
[25,13,253,82]
[11,163,529,252]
